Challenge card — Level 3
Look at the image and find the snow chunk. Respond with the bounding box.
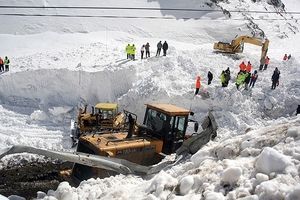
[204,192,225,200]
[179,176,194,195]
[286,184,300,200]
[147,171,178,198]
[238,195,259,200]
[287,127,300,139]
[30,110,48,121]
[54,182,77,200]
[255,147,291,174]
[255,173,269,184]
[255,181,284,199]
[221,167,242,185]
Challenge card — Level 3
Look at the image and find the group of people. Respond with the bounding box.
[126,41,169,60]
[259,56,270,71]
[0,56,9,72]
[194,54,285,94]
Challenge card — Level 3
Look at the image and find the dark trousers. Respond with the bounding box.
[263,64,268,70]
[131,54,135,60]
[271,80,278,89]
[146,51,150,58]
[127,54,130,59]
[249,79,256,88]
[195,88,200,95]
[156,48,161,56]
[208,79,212,85]
[0,64,3,71]
[163,49,167,56]
[259,64,263,71]
[5,65,9,71]
[141,51,144,59]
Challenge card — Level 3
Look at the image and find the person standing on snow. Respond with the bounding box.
[239,61,246,72]
[131,44,136,60]
[0,57,3,72]
[220,71,226,87]
[244,72,251,90]
[126,44,131,59]
[207,71,213,85]
[4,56,10,71]
[283,54,288,61]
[156,41,162,56]
[246,61,252,73]
[259,57,265,71]
[288,54,291,60]
[224,67,231,86]
[271,67,280,89]
[236,71,246,90]
[145,42,150,58]
[296,105,300,115]
[264,56,270,70]
[140,45,145,59]
[162,41,168,56]
[249,70,258,88]
[195,76,201,95]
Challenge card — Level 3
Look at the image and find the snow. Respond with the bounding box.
[0,0,300,199]
[255,147,291,175]
[221,167,242,185]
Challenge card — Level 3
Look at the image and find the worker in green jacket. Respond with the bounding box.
[4,56,10,71]
[131,44,136,60]
[126,44,131,59]
[220,71,226,87]
[236,71,246,89]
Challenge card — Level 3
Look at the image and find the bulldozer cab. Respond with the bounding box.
[143,104,190,154]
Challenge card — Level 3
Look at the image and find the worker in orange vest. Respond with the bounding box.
[264,56,270,70]
[195,76,201,95]
[239,61,246,72]
[246,61,252,73]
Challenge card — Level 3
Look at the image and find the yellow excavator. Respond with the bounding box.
[0,103,218,182]
[213,35,269,65]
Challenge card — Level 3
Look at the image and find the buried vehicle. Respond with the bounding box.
[0,103,218,182]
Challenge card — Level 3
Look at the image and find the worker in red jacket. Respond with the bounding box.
[246,61,252,73]
[264,56,270,70]
[195,76,201,95]
[239,61,246,72]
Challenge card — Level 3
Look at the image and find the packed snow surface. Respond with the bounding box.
[0,0,300,199]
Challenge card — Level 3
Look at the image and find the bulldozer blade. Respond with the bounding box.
[0,145,150,175]
[0,145,180,177]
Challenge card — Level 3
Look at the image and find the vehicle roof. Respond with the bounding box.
[146,103,190,116]
[95,103,118,111]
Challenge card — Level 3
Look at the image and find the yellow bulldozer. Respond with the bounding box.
[0,103,218,182]
[213,35,269,65]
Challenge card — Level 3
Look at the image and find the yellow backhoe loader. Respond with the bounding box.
[0,103,218,182]
[70,103,128,145]
[213,35,269,65]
